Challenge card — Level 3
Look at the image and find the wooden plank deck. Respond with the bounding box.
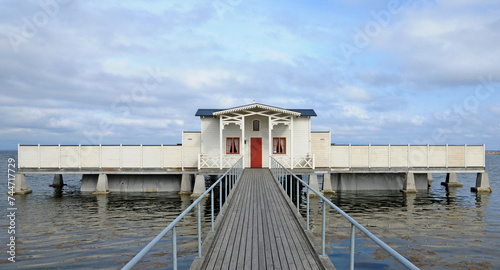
[193,168,331,270]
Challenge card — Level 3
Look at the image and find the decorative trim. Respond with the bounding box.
[213,103,301,116]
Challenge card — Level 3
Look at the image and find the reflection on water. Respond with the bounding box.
[5,191,216,270]
[1,152,499,269]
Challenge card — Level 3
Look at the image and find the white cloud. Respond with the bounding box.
[491,106,500,115]
[172,69,233,90]
[373,2,500,86]
[338,86,371,102]
[0,1,499,150]
[342,104,369,119]
[101,58,133,76]
[411,115,425,126]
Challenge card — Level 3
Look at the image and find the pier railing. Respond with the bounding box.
[331,144,485,169]
[273,154,315,169]
[121,157,243,270]
[18,144,183,169]
[270,157,419,270]
[198,154,242,169]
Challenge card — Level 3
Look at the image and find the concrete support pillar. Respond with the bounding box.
[191,174,206,198]
[179,174,192,195]
[92,173,110,195]
[471,173,492,193]
[13,174,32,195]
[308,174,321,197]
[402,172,418,193]
[322,173,335,194]
[427,173,434,183]
[441,173,463,187]
[50,174,64,188]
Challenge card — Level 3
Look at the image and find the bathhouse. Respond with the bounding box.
[14,103,491,195]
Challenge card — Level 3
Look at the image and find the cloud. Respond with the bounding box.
[373,1,500,86]
[337,85,371,102]
[341,104,369,119]
[0,1,499,150]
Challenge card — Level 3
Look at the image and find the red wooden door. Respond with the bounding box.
[251,138,262,168]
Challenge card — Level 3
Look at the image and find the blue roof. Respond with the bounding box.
[195,109,221,116]
[195,108,317,117]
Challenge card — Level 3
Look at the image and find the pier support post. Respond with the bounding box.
[92,174,110,195]
[402,172,418,193]
[322,173,335,194]
[191,174,206,198]
[441,173,463,187]
[13,174,32,195]
[50,174,64,188]
[471,173,492,193]
[179,174,193,195]
[427,173,434,183]
[308,174,321,197]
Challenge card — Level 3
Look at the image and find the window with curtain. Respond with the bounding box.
[226,137,240,154]
[273,137,286,154]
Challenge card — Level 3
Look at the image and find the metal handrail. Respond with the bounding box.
[270,157,419,270]
[122,157,244,270]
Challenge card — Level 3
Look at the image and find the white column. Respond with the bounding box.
[220,116,223,170]
[427,144,429,168]
[268,115,272,167]
[119,144,123,169]
[464,144,467,168]
[38,144,41,169]
[407,144,411,168]
[368,143,371,169]
[99,144,102,169]
[161,144,164,169]
[241,116,245,168]
[290,116,294,170]
[78,144,81,169]
[348,143,352,169]
[483,144,486,167]
[388,144,391,168]
[446,144,449,168]
[58,144,61,169]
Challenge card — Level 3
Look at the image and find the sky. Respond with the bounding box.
[1,0,499,150]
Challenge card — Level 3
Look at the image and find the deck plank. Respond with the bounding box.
[197,169,327,270]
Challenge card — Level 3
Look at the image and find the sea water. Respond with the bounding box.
[0,151,499,269]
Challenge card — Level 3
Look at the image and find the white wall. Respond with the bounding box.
[182,132,201,168]
[292,117,310,157]
[201,117,219,156]
[311,131,331,168]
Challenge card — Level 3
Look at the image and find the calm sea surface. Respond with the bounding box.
[1,151,499,269]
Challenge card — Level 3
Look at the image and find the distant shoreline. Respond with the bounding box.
[486,151,500,155]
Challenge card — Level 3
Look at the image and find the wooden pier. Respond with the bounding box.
[190,169,334,270]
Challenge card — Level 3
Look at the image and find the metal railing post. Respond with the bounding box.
[306,188,310,231]
[350,224,355,270]
[296,177,299,215]
[211,189,214,232]
[225,175,228,203]
[219,181,222,215]
[172,226,177,270]
[197,202,202,258]
[322,199,326,256]
[289,175,292,204]
[285,171,288,193]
